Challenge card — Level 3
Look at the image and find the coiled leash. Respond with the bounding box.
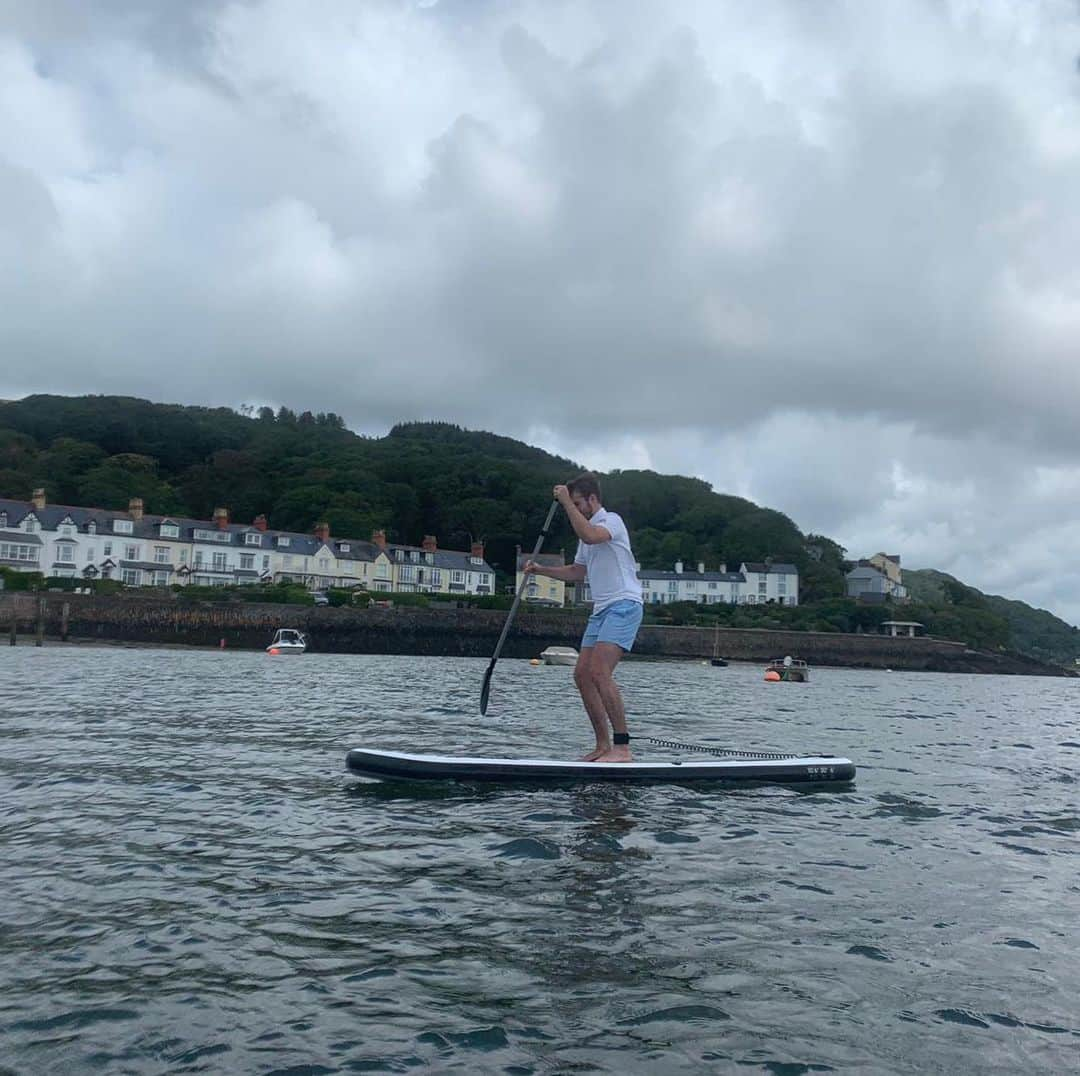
[628,734,801,761]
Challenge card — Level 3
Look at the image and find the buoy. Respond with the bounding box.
[530,658,541,666]
[764,670,782,682]
[269,648,280,655]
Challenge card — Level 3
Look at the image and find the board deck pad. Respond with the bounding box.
[346,748,855,784]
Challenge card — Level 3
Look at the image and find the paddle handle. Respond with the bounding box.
[487,498,559,668]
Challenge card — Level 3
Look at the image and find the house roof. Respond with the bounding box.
[516,552,566,569]
[742,562,799,575]
[0,528,42,545]
[639,569,745,583]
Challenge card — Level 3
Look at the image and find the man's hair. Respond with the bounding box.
[567,471,602,503]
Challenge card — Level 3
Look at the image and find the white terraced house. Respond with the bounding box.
[0,490,497,596]
[637,560,799,606]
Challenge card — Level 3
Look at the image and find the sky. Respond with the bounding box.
[2,0,1080,623]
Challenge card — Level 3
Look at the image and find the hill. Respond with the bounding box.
[0,394,847,598]
[905,568,1079,667]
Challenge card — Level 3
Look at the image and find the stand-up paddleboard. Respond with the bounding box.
[346,748,855,785]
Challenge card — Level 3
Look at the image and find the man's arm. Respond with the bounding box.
[524,561,586,583]
[554,485,611,545]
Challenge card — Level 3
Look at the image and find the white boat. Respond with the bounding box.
[267,628,307,655]
[540,646,579,666]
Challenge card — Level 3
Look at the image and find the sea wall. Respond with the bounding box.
[0,591,1070,676]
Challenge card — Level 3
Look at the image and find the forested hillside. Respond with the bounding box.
[2,394,1075,665]
[0,395,847,598]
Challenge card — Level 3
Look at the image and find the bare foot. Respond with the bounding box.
[594,746,632,763]
[578,745,611,762]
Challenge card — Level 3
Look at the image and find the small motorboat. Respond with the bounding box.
[765,656,809,682]
[709,624,727,666]
[267,628,307,655]
[540,646,579,666]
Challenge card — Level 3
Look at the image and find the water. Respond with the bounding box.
[1,648,1077,1074]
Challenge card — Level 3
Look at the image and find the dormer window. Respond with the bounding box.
[277,536,290,547]
[395,549,404,561]
[160,522,179,539]
[470,555,482,566]
[340,543,350,553]
[87,520,97,535]
[409,550,419,563]
[113,519,133,534]
[425,552,433,565]
[24,516,38,533]
[245,532,261,546]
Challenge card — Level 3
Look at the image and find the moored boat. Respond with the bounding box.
[765,656,809,682]
[267,628,307,655]
[540,646,578,666]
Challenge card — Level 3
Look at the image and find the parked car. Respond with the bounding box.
[312,592,330,606]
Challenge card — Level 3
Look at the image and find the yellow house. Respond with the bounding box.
[368,531,496,596]
[515,548,567,607]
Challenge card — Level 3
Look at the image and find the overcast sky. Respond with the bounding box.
[2,0,1080,623]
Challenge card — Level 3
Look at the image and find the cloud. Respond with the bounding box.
[2,0,1079,621]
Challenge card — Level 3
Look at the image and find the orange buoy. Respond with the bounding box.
[269,648,280,655]
[764,670,782,682]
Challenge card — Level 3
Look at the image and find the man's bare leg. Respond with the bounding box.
[591,642,631,762]
[574,647,611,760]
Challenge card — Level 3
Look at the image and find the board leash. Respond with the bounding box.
[631,735,801,761]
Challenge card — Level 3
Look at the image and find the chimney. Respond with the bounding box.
[422,535,437,552]
[372,529,387,550]
[697,561,705,575]
[471,540,484,561]
[253,514,268,532]
[719,562,726,574]
[129,497,144,521]
[31,488,46,511]
[314,521,330,543]
[213,506,229,530]
[674,560,683,574]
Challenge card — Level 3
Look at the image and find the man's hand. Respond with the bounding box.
[523,559,540,575]
[553,484,572,508]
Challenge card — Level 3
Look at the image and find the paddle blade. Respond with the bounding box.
[480,661,494,715]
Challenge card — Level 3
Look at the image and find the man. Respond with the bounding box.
[524,473,643,762]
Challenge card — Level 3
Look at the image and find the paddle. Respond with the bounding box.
[480,497,560,715]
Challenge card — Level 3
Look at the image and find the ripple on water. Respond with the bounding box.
[1,650,1078,1073]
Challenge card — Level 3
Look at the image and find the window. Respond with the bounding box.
[277,536,290,547]
[24,517,38,533]
[470,555,482,566]
[60,524,74,537]
[425,552,433,564]
[245,532,261,546]
[340,543,350,553]
[395,549,404,561]
[160,523,179,538]
[57,546,74,564]
[399,565,416,583]
[0,512,6,527]
[343,561,354,574]
[180,548,188,564]
[194,551,204,567]
[240,554,255,570]
[283,555,293,568]
[318,557,329,570]
[87,547,95,562]
[154,571,169,586]
[103,542,112,556]
[668,580,678,593]
[778,581,786,594]
[212,552,228,572]
[87,521,96,535]
[376,561,389,579]
[154,546,169,564]
[408,550,418,562]
[430,568,441,586]
[708,581,716,590]
[0,542,38,562]
[262,555,269,570]
[122,569,139,585]
[125,544,138,561]
[113,519,133,534]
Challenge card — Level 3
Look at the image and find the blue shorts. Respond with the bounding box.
[581,599,644,652]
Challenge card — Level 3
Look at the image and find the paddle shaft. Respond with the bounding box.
[488,499,557,674]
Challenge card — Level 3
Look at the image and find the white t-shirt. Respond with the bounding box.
[574,507,643,613]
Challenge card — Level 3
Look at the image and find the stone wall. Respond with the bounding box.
[0,592,1070,676]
